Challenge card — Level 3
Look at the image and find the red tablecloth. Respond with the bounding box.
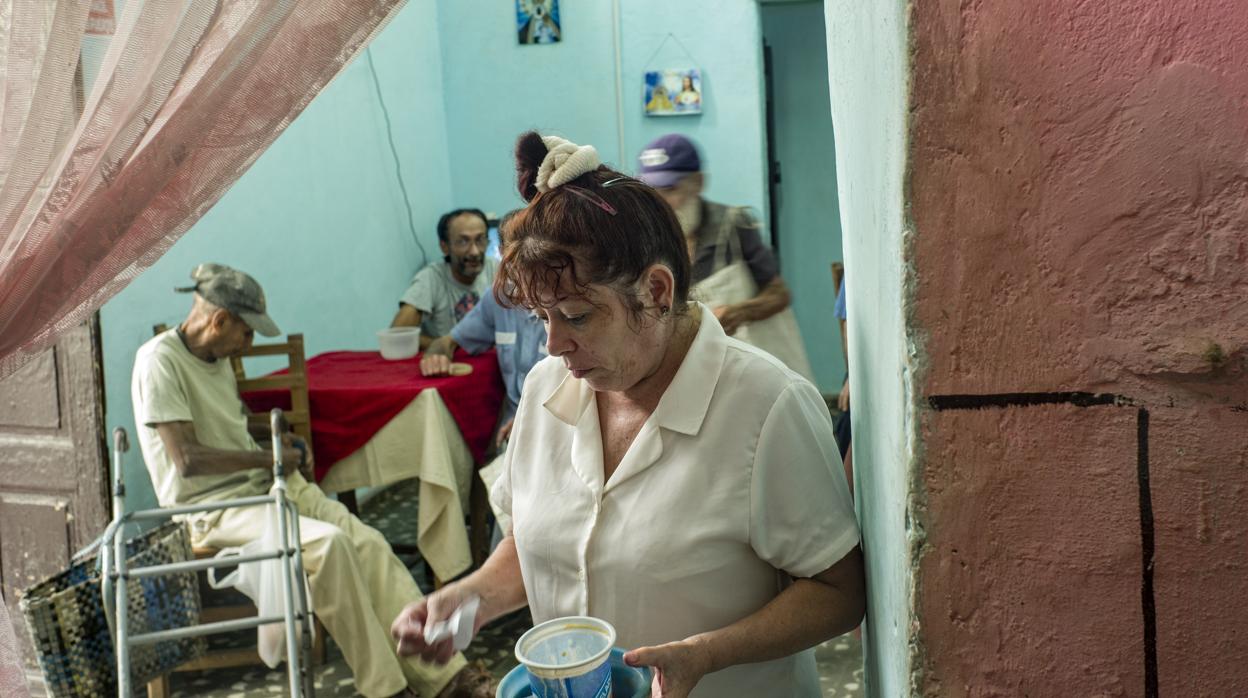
[241,350,504,481]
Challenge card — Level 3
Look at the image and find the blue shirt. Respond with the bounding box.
[451,292,547,422]
[834,284,847,320]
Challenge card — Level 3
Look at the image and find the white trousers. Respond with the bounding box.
[191,475,466,697]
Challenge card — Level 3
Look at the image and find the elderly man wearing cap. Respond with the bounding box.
[637,133,792,337]
[131,264,494,698]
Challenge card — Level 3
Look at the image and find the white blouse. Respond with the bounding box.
[493,304,859,698]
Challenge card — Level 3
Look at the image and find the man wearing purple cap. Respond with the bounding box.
[637,134,792,336]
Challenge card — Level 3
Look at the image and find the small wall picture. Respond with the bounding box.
[644,68,702,116]
[517,0,561,45]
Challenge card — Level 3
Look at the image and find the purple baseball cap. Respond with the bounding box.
[637,133,702,188]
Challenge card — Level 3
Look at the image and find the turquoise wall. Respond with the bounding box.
[618,0,768,219]
[99,0,844,510]
[100,2,453,511]
[436,0,768,222]
[436,2,619,218]
[761,2,845,392]
[825,0,914,694]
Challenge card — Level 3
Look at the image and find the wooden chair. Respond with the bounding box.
[224,329,469,588]
[229,333,313,456]
[146,325,325,698]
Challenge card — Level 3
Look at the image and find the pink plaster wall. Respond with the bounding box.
[909,1,1248,694]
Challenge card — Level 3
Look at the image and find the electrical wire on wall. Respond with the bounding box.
[365,47,428,269]
[611,0,625,163]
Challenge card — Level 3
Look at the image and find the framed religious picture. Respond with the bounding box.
[517,0,561,45]
[644,68,702,116]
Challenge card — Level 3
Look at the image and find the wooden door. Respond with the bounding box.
[0,318,110,679]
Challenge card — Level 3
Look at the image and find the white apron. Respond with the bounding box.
[691,208,816,383]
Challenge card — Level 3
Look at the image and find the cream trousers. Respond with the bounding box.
[191,474,466,697]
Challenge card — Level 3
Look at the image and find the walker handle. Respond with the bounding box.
[270,408,289,478]
[112,427,129,455]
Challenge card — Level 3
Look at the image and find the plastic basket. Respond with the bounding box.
[19,520,206,697]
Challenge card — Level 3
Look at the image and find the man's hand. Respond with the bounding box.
[712,305,748,336]
[295,436,315,480]
[624,639,713,698]
[838,381,851,412]
[282,433,315,480]
[420,336,458,376]
[494,418,515,449]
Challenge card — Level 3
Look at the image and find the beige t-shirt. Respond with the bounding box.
[132,329,271,507]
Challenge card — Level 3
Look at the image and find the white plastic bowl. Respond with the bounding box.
[377,327,422,360]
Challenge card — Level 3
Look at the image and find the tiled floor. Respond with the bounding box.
[169,480,863,697]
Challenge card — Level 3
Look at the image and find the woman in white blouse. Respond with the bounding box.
[393,132,864,698]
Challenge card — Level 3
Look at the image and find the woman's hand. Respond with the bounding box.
[624,639,713,698]
[420,336,458,376]
[420,351,452,376]
[391,581,482,664]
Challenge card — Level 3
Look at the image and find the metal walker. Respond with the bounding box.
[100,409,315,696]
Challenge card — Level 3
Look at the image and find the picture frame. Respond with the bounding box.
[644,68,702,116]
[517,0,561,45]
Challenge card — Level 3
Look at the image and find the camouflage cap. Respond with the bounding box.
[176,263,281,337]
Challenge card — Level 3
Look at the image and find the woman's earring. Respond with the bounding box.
[660,305,670,316]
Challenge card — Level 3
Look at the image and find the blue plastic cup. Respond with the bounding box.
[515,616,617,698]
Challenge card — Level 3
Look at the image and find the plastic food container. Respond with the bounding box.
[377,327,421,360]
[513,616,626,698]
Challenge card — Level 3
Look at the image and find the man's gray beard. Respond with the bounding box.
[675,199,702,235]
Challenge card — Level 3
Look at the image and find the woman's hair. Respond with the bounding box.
[495,131,690,319]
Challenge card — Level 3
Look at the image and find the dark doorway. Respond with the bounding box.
[760,0,845,393]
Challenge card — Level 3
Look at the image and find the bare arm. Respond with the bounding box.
[391,304,423,329]
[392,535,528,663]
[155,421,302,478]
[714,277,792,335]
[391,304,437,349]
[838,317,851,411]
[246,421,269,443]
[625,546,866,697]
[419,335,460,376]
[839,317,848,368]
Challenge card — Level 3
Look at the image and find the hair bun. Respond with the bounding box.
[515,131,549,202]
[535,137,600,192]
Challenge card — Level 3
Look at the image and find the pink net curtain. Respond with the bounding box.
[0,0,407,688]
[0,0,407,377]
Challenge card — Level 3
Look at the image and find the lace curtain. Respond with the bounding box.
[0,0,407,689]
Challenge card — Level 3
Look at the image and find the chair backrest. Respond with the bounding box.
[230,334,313,454]
[150,324,313,456]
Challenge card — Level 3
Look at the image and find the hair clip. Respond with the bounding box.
[601,176,633,188]
[563,185,618,216]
